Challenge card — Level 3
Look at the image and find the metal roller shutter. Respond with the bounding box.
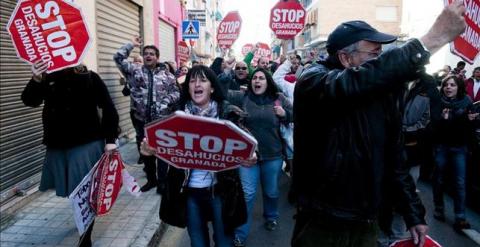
[0,0,45,202]
[96,0,141,136]
[158,20,176,62]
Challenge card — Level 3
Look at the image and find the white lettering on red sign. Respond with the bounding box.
[15,7,53,66]
[461,25,480,50]
[13,1,77,67]
[179,46,189,54]
[242,45,253,55]
[155,130,247,155]
[102,159,119,211]
[465,0,480,26]
[461,0,480,50]
[272,9,304,23]
[219,21,241,34]
[35,1,76,62]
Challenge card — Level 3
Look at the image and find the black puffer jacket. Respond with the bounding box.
[293,39,429,228]
[159,100,247,233]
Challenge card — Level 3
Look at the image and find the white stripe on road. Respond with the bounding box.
[463,229,480,245]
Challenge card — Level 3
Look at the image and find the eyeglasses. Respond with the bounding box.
[235,67,248,71]
[353,49,382,57]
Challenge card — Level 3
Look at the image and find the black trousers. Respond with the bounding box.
[131,112,168,186]
[291,210,378,247]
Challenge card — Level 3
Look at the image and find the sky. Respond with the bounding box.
[401,0,478,74]
[220,0,278,57]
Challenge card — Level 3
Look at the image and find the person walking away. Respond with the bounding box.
[114,36,180,194]
[291,1,467,247]
[22,61,120,246]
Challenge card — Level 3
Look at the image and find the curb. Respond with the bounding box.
[147,222,169,247]
[129,194,168,247]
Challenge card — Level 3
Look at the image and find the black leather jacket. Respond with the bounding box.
[292,39,429,228]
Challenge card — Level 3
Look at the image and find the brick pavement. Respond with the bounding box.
[0,142,162,247]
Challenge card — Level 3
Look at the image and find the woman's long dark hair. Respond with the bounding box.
[441,75,466,99]
[178,65,226,108]
[248,68,279,99]
[164,61,176,75]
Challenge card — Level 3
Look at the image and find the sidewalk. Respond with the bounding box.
[0,141,163,247]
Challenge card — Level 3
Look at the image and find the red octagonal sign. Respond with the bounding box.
[217,11,242,49]
[145,111,257,172]
[445,0,480,64]
[177,41,190,64]
[241,43,254,56]
[270,0,306,40]
[7,0,91,73]
[252,42,272,66]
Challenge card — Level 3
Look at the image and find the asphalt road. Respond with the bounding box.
[158,173,480,247]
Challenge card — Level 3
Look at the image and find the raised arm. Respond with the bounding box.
[113,36,142,76]
[272,58,295,99]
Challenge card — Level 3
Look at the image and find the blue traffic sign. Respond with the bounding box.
[182,20,200,39]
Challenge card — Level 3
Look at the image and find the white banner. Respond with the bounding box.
[68,162,99,235]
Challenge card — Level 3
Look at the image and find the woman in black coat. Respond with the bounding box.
[142,65,256,247]
[22,60,120,246]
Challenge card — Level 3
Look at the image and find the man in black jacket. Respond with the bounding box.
[291,1,466,247]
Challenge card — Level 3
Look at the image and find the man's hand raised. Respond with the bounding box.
[420,0,466,54]
[132,35,143,48]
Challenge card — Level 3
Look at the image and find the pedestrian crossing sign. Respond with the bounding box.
[182,20,200,39]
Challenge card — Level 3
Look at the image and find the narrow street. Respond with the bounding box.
[158,174,480,247]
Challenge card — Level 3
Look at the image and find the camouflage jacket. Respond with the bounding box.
[114,43,180,123]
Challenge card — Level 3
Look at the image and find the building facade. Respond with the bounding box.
[292,0,402,58]
[155,0,186,64]
[185,0,222,64]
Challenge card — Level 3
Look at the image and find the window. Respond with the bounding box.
[376,6,398,22]
[301,0,312,8]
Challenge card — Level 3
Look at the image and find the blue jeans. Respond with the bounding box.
[186,188,232,247]
[433,145,468,220]
[235,158,283,241]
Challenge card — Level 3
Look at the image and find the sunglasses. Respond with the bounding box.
[235,67,248,71]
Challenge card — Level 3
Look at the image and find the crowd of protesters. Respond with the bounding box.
[21,1,480,246]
